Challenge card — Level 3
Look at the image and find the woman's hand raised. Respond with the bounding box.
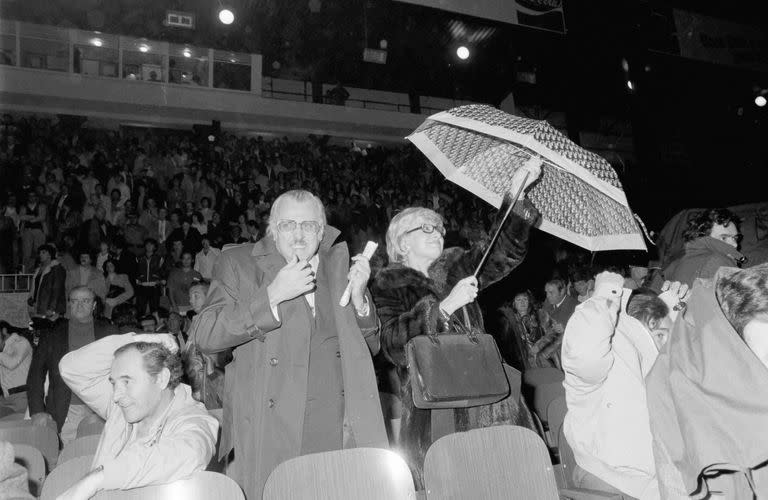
[439,276,479,316]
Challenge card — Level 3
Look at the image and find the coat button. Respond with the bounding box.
[335,351,341,358]
[269,357,278,366]
[268,398,276,408]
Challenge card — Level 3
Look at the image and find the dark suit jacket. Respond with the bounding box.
[167,227,202,255]
[26,318,117,430]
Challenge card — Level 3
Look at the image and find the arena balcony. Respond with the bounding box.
[0,20,478,142]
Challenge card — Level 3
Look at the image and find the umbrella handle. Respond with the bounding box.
[473,172,530,278]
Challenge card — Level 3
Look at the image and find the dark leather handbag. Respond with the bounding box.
[406,306,510,409]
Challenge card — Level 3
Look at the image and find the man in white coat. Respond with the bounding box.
[561,272,689,499]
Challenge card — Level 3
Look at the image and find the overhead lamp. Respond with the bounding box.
[218,8,235,25]
[183,48,192,58]
[757,95,767,107]
[91,38,103,47]
[626,80,634,91]
[138,44,150,53]
[456,46,470,60]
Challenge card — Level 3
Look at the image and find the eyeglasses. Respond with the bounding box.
[405,223,446,237]
[69,298,94,305]
[718,234,743,244]
[276,219,322,234]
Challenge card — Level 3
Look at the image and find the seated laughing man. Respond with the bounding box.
[56,333,218,500]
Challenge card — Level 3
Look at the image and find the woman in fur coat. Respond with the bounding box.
[371,164,542,487]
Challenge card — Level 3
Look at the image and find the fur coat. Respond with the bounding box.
[371,201,540,488]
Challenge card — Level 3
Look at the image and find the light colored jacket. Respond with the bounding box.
[191,227,387,500]
[562,291,661,499]
[59,334,218,491]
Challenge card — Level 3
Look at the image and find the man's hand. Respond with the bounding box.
[552,321,565,335]
[131,333,179,353]
[267,255,315,309]
[30,412,55,428]
[348,254,372,313]
[659,280,691,321]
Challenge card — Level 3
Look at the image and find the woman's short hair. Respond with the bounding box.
[267,190,326,238]
[385,207,443,263]
[683,208,741,242]
[716,263,768,337]
[113,342,183,390]
[37,244,57,259]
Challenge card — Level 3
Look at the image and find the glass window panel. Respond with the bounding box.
[0,35,15,66]
[213,61,251,91]
[122,51,164,81]
[20,37,69,71]
[74,45,118,77]
[169,45,209,86]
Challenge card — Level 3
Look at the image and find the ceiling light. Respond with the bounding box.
[379,39,388,50]
[138,44,149,53]
[756,95,767,107]
[218,8,234,25]
[456,46,470,60]
[91,38,103,47]
[183,48,192,58]
[626,80,634,91]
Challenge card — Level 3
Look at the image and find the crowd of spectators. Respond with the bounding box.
[0,114,497,323]
[2,113,764,499]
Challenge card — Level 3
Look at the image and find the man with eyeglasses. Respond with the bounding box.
[27,285,118,444]
[191,189,387,500]
[664,208,745,287]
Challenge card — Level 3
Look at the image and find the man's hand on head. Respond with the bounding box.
[131,333,179,353]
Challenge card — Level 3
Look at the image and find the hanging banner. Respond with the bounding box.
[394,0,566,34]
[673,9,768,73]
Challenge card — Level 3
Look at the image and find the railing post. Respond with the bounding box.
[14,20,20,67]
[118,37,123,79]
[208,48,214,87]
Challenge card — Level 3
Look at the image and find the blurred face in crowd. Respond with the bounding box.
[158,207,168,220]
[99,241,109,254]
[573,279,593,297]
[403,217,445,265]
[172,241,183,256]
[743,318,768,369]
[110,348,168,425]
[105,261,116,276]
[167,313,182,334]
[181,253,193,269]
[710,222,741,249]
[96,206,106,221]
[111,189,120,203]
[513,294,530,315]
[272,199,324,262]
[79,253,92,267]
[545,283,567,306]
[38,248,52,265]
[69,288,96,323]
[189,286,207,313]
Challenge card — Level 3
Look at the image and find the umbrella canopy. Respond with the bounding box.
[407,104,646,251]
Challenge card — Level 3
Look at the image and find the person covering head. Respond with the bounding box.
[562,271,689,499]
[57,333,217,497]
[647,264,768,498]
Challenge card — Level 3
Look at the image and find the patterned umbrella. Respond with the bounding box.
[407,104,647,251]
